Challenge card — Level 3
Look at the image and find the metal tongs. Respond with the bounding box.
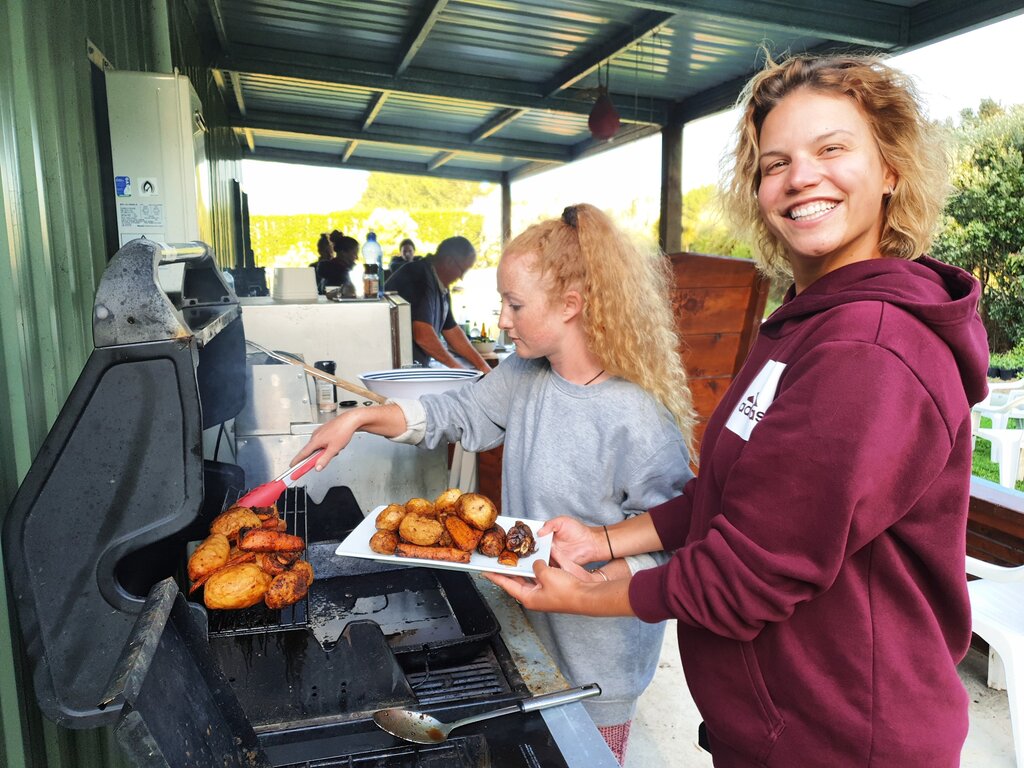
[234,450,323,508]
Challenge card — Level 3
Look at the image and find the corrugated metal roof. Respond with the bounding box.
[212,0,1024,181]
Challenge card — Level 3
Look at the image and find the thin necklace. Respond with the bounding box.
[583,369,605,386]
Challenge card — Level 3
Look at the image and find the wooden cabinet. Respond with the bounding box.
[667,252,769,450]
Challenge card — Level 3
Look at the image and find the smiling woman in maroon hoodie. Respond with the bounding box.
[487,53,990,767]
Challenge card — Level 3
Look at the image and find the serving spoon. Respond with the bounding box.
[372,683,601,744]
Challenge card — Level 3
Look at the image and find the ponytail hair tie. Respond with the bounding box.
[561,205,579,228]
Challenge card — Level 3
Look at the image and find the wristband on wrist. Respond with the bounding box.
[603,524,615,560]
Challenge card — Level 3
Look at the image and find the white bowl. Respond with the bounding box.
[471,340,496,354]
[359,368,482,399]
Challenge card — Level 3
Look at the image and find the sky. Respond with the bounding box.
[242,12,1024,217]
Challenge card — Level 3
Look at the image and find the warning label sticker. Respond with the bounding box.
[118,202,165,229]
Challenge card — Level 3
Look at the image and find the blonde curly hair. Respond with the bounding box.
[503,204,697,447]
[723,52,950,280]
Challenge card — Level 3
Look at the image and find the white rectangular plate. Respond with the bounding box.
[334,508,551,578]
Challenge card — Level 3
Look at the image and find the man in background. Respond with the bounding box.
[389,238,419,274]
[384,236,491,374]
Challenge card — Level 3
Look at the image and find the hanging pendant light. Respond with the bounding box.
[588,64,620,141]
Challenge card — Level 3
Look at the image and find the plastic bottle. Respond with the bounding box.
[362,232,385,298]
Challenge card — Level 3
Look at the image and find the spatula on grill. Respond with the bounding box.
[233,450,323,508]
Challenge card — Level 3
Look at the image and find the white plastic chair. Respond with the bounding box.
[973,391,1024,434]
[973,394,1024,488]
[966,555,1024,767]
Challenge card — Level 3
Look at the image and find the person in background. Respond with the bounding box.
[294,204,697,764]
[320,233,358,298]
[486,54,990,767]
[310,233,334,293]
[384,235,491,373]
[389,237,418,274]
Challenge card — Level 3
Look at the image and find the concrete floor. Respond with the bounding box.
[626,625,1015,767]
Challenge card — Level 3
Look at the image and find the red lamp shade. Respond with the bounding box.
[588,91,620,140]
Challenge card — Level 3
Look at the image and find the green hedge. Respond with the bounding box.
[250,209,488,266]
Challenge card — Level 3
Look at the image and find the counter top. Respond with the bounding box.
[473,574,619,768]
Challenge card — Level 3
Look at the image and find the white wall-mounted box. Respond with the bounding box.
[105,71,211,246]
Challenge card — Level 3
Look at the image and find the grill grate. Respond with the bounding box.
[278,735,490,767]
[406,650,509,707]
[206,487,310,637]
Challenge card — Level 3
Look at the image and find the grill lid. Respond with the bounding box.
[101,578,271,768]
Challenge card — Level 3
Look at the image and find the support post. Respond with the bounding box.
[659,119,683,254]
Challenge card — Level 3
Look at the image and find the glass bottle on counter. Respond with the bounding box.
[314,360,337,412]
[362,264,379,299]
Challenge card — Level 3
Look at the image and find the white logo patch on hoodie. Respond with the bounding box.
[725,359,787,441]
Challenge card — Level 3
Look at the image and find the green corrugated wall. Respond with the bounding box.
[0,0,241,765]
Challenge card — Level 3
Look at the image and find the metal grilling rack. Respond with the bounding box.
[206,487,310,636]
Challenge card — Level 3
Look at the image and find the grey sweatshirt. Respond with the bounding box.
[392,354,693,725]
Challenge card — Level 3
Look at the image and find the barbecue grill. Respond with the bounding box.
[2,239,615,767]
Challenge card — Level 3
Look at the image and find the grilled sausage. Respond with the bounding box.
[237,528,305,553]
[395,543,472,563]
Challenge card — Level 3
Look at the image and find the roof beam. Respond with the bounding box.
[342,141,358,162]
[231,72,247,116]
[206,0,230,52]
[470,108,525,142]
[671,39,881,124]
[243,146,503,182]
[216,46,671,125]
[361,92,388,130]
[618,0,908,48]
[427,151,456,170]
[396,0,449,76]
[236,110,572,163]
[542,11,673,95]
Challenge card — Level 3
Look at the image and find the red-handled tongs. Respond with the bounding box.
[233,450,323,508]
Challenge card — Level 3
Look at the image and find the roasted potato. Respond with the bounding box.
[444,515,484,552]
[210,507,262,540]
[369,529,399,554]
[375,504,407,531]
[477,525,506,558]
[405,497,436,518]
[434,488,463,516]
[456,493,498,531]
[204,563,272,610]
[188,533,230,582]
[398,514,444,546]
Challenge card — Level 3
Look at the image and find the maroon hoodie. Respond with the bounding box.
[630,257,989,767]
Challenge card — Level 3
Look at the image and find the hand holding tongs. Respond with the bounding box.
[233,450,323,508]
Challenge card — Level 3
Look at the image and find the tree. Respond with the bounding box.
[681,184,752,258]
[933,102,1024,352]
[357,173,490,211]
